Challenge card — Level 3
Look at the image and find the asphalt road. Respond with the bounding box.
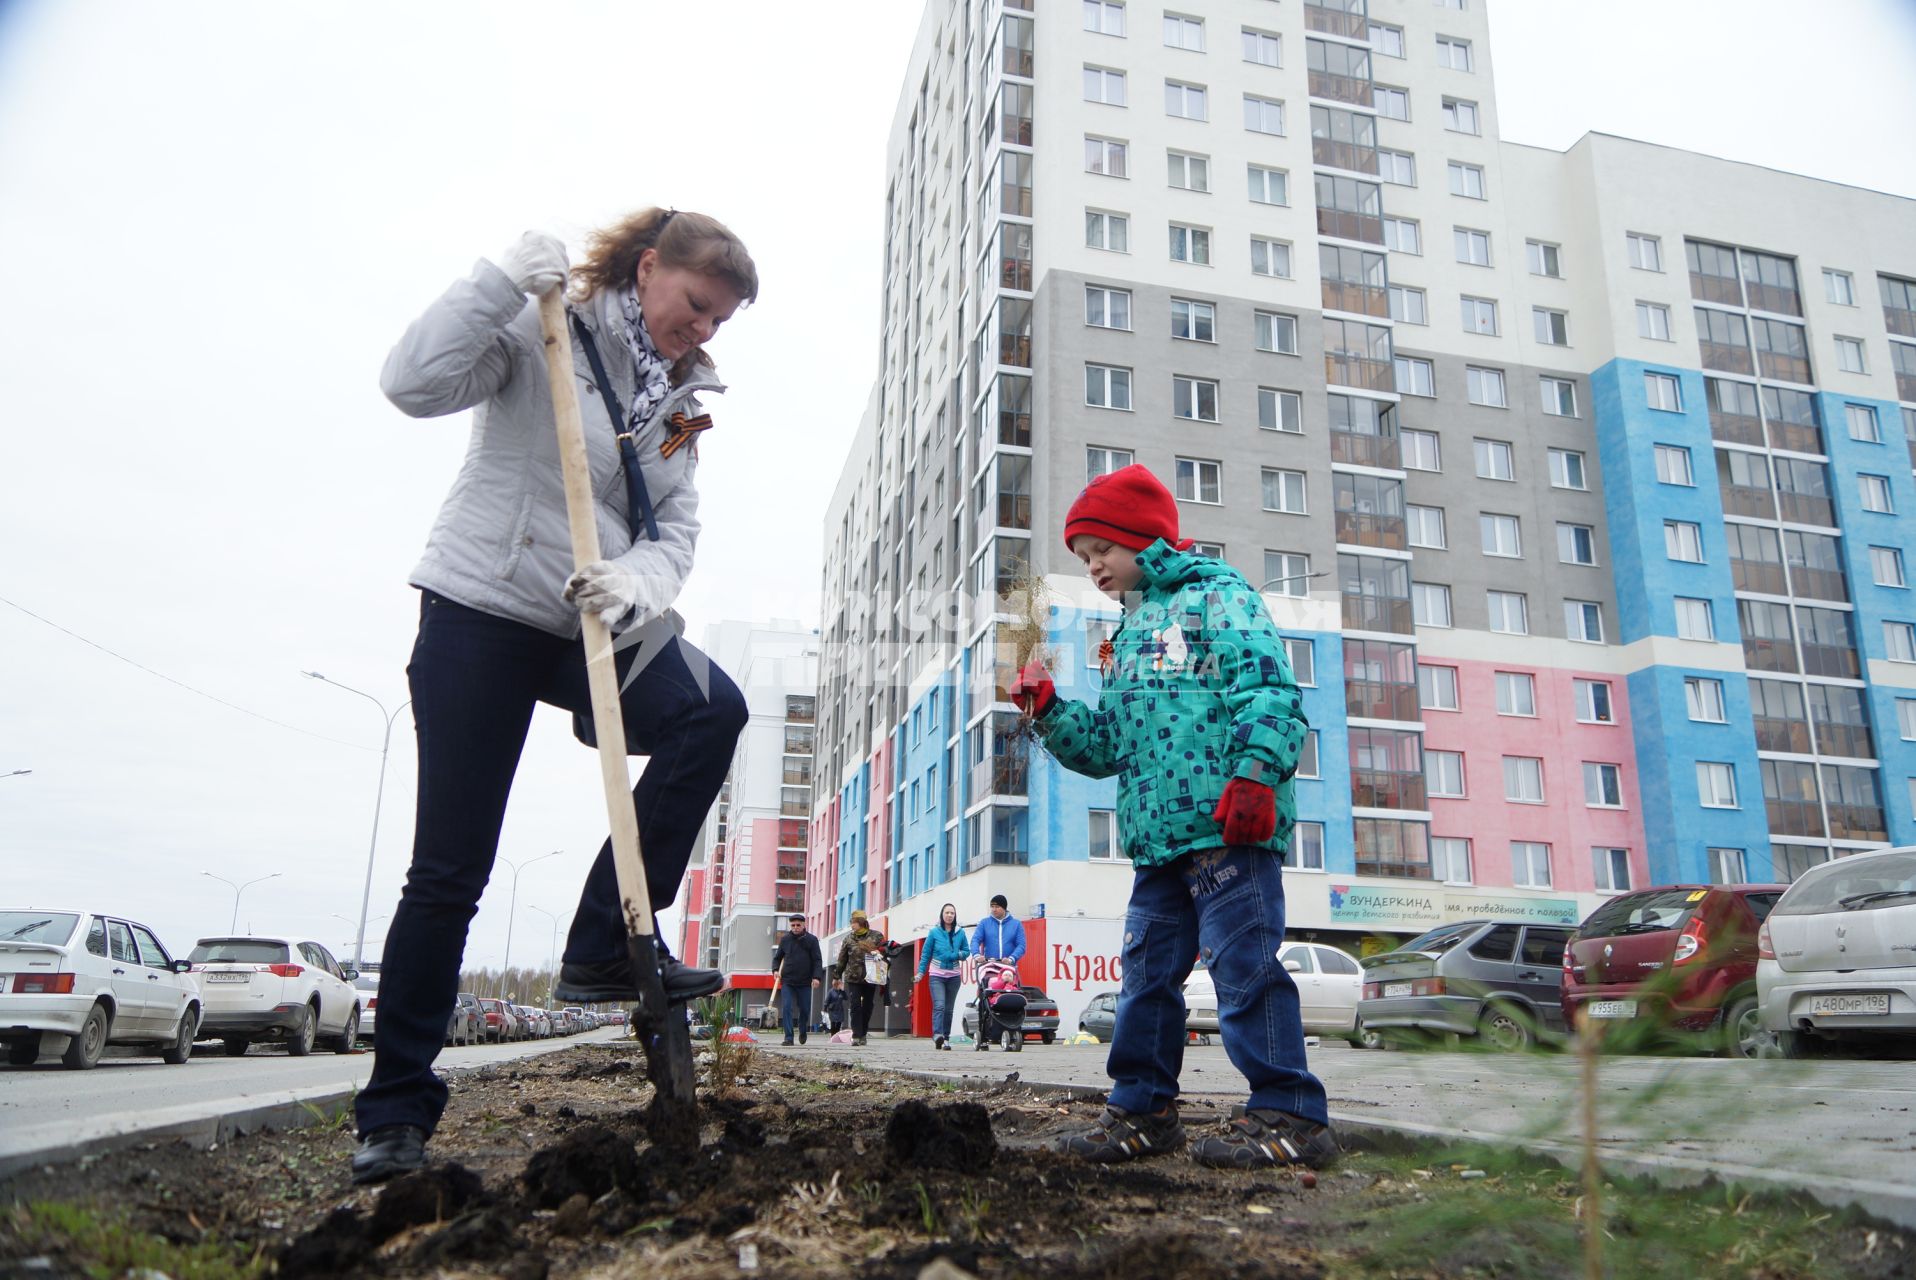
[0,1026,626,1167]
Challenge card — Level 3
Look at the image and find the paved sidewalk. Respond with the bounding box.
[760,1037,1916,1227]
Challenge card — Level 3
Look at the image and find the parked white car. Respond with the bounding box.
[1758,845,1916,1058]
[1184,941,1367,1043]
[187,936,363,1056]
[352,971,380,1042]
[0,909,202,1069]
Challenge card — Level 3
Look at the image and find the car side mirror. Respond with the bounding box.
[1282,958,1303,973]
[172,959,193,974]
[342,969,358,981]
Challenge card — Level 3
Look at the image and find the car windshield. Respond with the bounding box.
[353,975,380,992]
[1774,851,1916,915]
[1391,922,1477,955]
[1578,889,1700,938]
[189,939,290,964]
[0,912,79,945]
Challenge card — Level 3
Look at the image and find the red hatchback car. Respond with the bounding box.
[1562,883,1786,1057]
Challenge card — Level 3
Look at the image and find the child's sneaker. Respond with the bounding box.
[1057,1104,1185,1163]
[1190,1106,1339,1170]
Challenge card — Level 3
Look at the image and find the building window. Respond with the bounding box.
[1708,847,1747,884]
[1448,160,1485,198]
[1503,756,1544,804]
[1536,376,1577,417]
[1534,308,1570,345]
[1083,65,1128,106]
[1169,223,1211,264]
[1645,371,1682,411]
[1549,448,1588,490]
[1250,237,1293,278]
[1395,356,1436,397]
[1871,546,1907,588]
[1285,637,1315,686]
[1256,387,1303,434]
[1174,456,1222,503]
[1847,404,1881,442]
[1473,438,1514,480]
[1685,676,1726,723]
[1370,22,1406,57]
[1191,541,1225,559]
[1824,269,1854,306]
[1378,149,1416,185]
[1431,837,1472,884]
[1163,12,1204,49]
[1419,663,1460,710]
[1480,513,1522,558]
[1436,35,1473,70]
[1655,444,1693,486]
[1166,149,1210,191]
[1511,842,1552,888]
[1460,296,1499,336]
[1860,473,1895,513]
[1455,227,1491,265]
[1627,232,1663,272]
[1389,285,1428,325]
[1169,297,1215,342]
[1085,285,1132,330]
[1674,597,1714,641]
[1263,551,1311,598]
[1575,678,1614,724]
[1664,520,1705,563]
[1593,847,1631,893]
[1088,809,1123,860]
[1899,697,1916,740]
[1243,94,1286,134]
[1292,821,1325,870]
[1173,375,1220,421]
[1262,468,1307,514]
[1164,81,1209,121]
[1085,363,1133,410]
[1085,136,1129,177]
[1636,302,1671,341]
[1382,217,1421,254]
[1242,26,1281,65]
[1255,310,1299,354]
[1427,750,1466,798]
[1887,621,1916,663]
[1403,429,1441,471]
[1412,581,1452,627]
[1495,670,1536,716]
[1697,761,1738,808]
[1466,366,1508,406]
[1556,523,1596,565]
[1487,590,1529,634]
[1407,504,1446,549]
[1835,337,1867,373]
[1441,97,1480,133]
[1086,209,1131,252]
[1373,85,1410,120]
[1086,445,1134,482]
[1584,762,1624,808]
[1526,240,1562,278]
[1565,599,1604,642]
[1248,164,1289,205]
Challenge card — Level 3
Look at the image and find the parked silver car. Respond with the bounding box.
[0,910,202,1069]
[1359,920,1574,1051]
[1758,845,1916,1058]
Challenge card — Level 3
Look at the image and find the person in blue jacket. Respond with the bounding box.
[917,903,970,1050]
[973,895,1027,1048]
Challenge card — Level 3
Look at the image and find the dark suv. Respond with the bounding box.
[1561,884,1784,1057]
[1359,920,1575,1051]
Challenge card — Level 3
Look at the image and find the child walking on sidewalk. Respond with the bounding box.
[1010,465,1337,1170]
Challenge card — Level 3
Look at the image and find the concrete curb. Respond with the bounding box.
[0,1083,356,1183]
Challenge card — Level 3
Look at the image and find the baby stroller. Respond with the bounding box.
[974,959,1027,1052]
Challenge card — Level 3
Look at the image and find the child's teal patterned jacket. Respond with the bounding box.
[1033,539,1308,868]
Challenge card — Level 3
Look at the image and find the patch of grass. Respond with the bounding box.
[14,1201,266,1280]
[1324,1147,1890,1280]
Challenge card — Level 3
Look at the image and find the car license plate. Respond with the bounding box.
[1383,982,1412,998]
[1808,993,1890,1017]
[1587,1000,1637,1019]
[205,972,248,983]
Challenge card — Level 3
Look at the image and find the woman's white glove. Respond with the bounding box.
[495,231,568,296]
[564,560,642,627]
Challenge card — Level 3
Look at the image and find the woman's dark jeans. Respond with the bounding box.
[848,981,879,1039]
[355,591,746,1138]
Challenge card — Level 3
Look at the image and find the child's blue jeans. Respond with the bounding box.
[1105,844,1329,1124]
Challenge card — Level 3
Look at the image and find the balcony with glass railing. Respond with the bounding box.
[1354,818,1432,880]
[1346,676,1417,722]
[1687,240,1743,306]
[1785,562,1848,604]
[1754,320,1813,385]
[1330,425,1400,469]
[1814,719,1874,761]
[1774,488,1834,529]
[1335,508,1406,551]
[1753,713,1811,754]
[1797,610,1860,680]
[1824,767,1887,840]
[1731,555,1787,596]
[1765,797,1824,839]
[1707,380,1764,446]
[1742,251,1802,317]
[1891,342,1916,402]
[1719,479,1774,520]
[1303,0,1368,39]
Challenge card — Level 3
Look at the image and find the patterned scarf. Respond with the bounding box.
[615,285,672,434]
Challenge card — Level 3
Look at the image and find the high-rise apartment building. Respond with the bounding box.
[813,0,1916,1004]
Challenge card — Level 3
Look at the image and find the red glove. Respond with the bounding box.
[1008,660,1056,717]
[1212,777,1276,845]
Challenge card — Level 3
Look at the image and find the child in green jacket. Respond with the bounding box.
[1010,465,1336,1170]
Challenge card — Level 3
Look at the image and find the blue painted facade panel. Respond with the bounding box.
[834,763,869,929]
[1626,666,1772,883]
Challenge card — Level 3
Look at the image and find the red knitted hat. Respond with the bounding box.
[1063,464,1192,552]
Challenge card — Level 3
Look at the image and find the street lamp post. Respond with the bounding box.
[200,871,282,934]
[3,769,30,779]
[302,671,411,973]
[526,904,567,1004]
[497,852,563,982]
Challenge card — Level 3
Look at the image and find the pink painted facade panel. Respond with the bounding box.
[1419,657,1649,895]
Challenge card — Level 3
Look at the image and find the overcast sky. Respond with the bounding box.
[3,1,1913,973]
